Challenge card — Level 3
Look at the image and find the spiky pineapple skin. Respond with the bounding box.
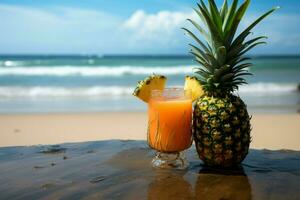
[193,94,251,167]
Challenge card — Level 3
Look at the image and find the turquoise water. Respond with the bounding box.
[0,55,299,113]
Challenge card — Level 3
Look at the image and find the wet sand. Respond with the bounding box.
[0,140,299,199]
[0,112,300,150]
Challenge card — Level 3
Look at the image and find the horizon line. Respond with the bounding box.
[1,54,300,59]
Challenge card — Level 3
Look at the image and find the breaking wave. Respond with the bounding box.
[0,83,297,98]
[239,83,298,93]
[0,86,133,98]
[0,66,195,77]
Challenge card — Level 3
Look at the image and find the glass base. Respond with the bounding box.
[151,151,188,170]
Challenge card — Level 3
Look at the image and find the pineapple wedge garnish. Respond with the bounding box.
[133,75,167,103]
[184,76,203,102]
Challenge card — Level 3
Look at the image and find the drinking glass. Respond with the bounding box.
[147,88,193,169]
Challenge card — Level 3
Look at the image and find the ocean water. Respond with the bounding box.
[0,55,299,114]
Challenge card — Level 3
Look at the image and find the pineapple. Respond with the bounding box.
[183,0,278,167]
[133,75,167,103]
[184,76,204,101]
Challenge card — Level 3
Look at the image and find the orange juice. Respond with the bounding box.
[147,89,193,153]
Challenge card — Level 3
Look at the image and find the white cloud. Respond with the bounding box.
[122,10,195,49]
[123,10,193,31]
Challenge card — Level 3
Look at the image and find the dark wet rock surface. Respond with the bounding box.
[40,145,66,154]
[0,140,299,200]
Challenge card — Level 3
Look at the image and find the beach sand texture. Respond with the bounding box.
[0,113,299,150]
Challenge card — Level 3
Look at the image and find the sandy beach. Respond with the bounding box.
[0,112,299,150]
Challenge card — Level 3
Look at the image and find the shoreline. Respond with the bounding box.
[0,112,299,150]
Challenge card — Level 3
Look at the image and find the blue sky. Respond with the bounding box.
[0,0,299,55]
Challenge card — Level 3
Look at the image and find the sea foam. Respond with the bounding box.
[0,83,297,98]
[0,66,195,76]
[0,86,133,98]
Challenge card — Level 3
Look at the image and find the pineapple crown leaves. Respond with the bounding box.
[183,0,279,94]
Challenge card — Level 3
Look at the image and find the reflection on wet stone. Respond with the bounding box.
[196,166,251,200]
[148,170,194,200]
